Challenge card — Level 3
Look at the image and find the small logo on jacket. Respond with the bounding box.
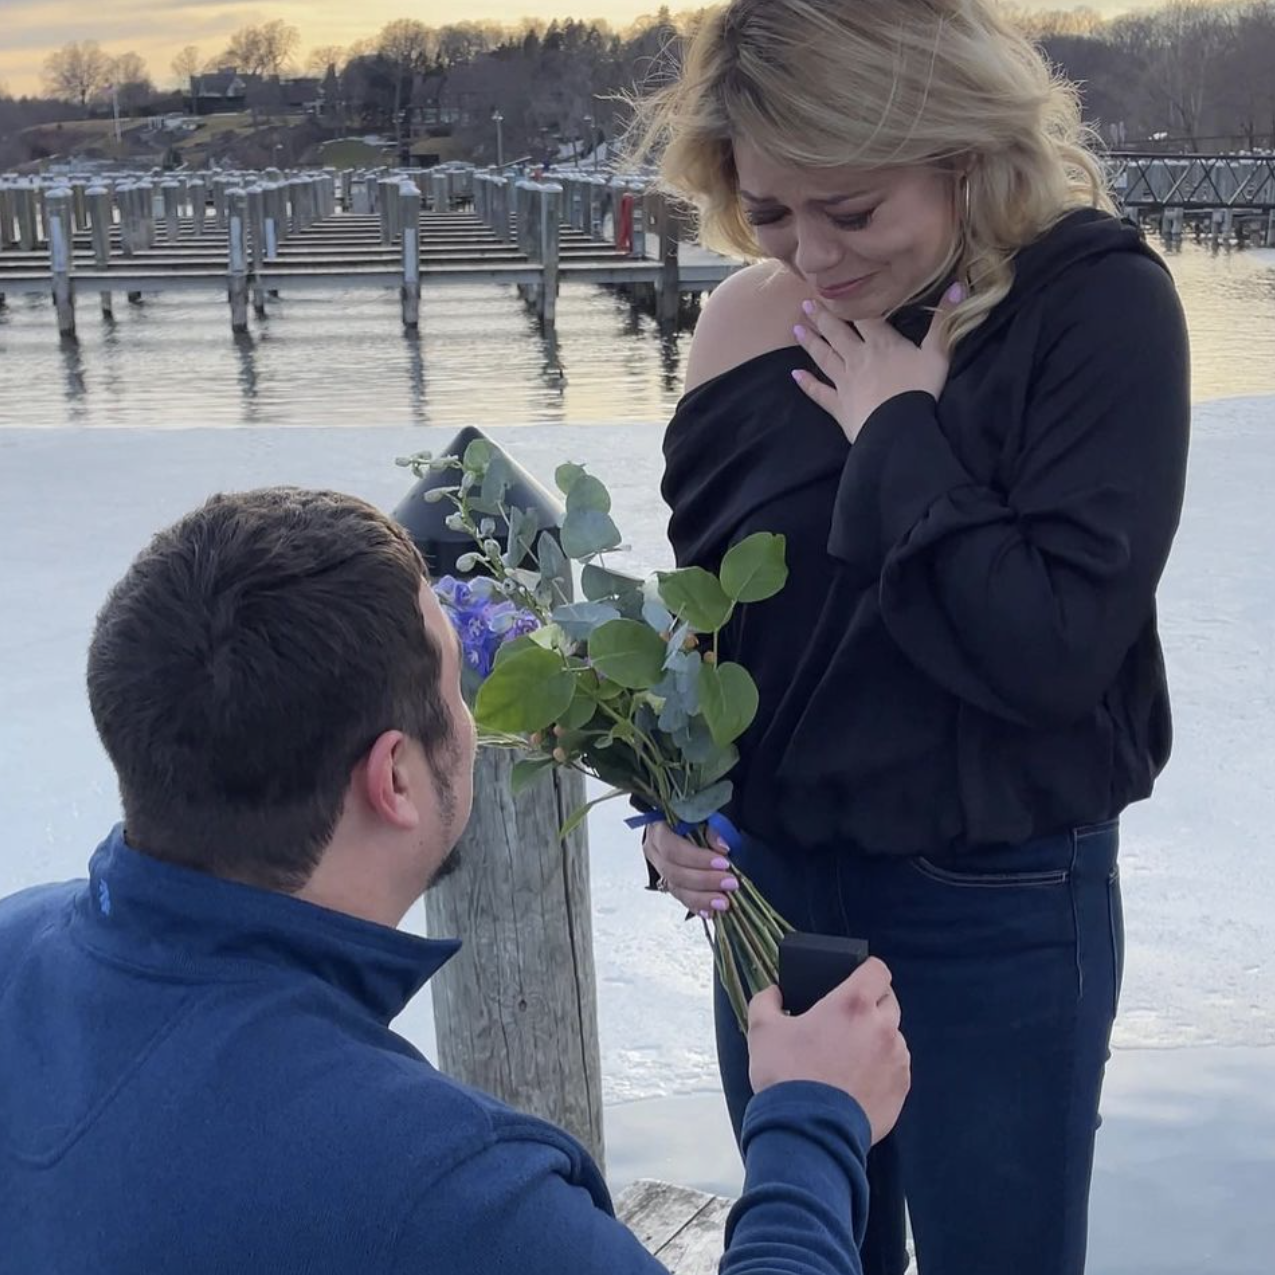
[98,880,112,917]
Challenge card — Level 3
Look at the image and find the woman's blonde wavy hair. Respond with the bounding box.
[624,0,1115,346]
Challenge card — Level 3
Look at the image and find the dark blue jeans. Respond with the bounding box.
[715,822,1124,1275]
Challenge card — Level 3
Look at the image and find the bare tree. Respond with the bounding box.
[172,45,201,111]
[306,45,347,77]
[1110,2,1230,148]
[42,40,113,114]
[110,52,153,115]
[224,20,300,78]
[378,18,437,131]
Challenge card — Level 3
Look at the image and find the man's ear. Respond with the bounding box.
[358,731,420,832]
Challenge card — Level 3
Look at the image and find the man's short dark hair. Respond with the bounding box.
[87,488,454,890]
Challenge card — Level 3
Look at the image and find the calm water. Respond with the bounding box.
[1,240,1272,428]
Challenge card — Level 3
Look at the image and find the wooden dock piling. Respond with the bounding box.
[87,184,113,319]
[189,180,207,236]
[247,185,267,318]
[400,181,421,329]
[539,184,562,328]
[46,186,75,338]
[162,180,181,244]
[226,187,249,334]
[423,747,605,1170]
[16,181,37,252]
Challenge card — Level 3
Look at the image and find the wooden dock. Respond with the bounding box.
[618,1179,734,1274]
[0,164,741,339]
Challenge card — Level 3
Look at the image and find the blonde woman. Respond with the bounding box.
[638,1,1190,1272]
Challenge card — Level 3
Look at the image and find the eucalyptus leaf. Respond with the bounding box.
[503,506,528,569]
[671,780,734,826]
[658,695,689,734]
[565,473,612,515]
[641,598,674,635]
[511,757,556,796]
[551,601,622,641]
[555,462,586,496]
[561,509,622,560]
[698,661,760,748]
[560,688,600,731]
[674,716,718,764]
[720,532,789,603]
[463,439,492,471]
[587,620,665,690]
[657,568,732,633]
[493,634,538,668]
[581,564,641,602]
[675,650,703,713]
[537,531,572,605]
[481,455,511,510]
[474,646,575,734]
[697,743,739,788]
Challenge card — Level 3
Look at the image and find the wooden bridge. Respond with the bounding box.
[0,165,740,340]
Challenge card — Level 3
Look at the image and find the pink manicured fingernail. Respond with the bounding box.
[698,910,711,920]
[801,299,816,316]
[946,282,965,303]
[720,876,739,891]
[793,324,807,341]
[711,897,730,911]
[791,369,805,384]
[711,857,731,871]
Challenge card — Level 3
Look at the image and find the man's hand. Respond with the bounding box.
[747,958,911,1145]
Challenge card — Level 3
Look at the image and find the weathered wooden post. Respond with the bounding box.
[379,177,398,245]
[400,181,421,330]
[493,178,512,243]
[71,179,89,232]
[226,187,249,334]
[539,183,562,331]
[162,180,181,244]
[630,186,647,258]
[47,186,76,339]
[212,177,229,231]
[393,428,605,1169]
[189,180,207,236]
[247,184,267,318]
[1266,210,1275,249]
[140,181,158,249]
[16,181,38,251]
[87,184,113,320]
[652,192,683,327]
[0,181,14,251]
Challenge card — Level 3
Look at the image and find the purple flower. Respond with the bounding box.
[434,575,541,679]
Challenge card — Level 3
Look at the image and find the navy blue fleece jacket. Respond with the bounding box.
[0,827,871,1274]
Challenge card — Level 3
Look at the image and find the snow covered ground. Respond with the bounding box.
[1,406,1273,1271]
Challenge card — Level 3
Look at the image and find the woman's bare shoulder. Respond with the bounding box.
[683,262,808,394]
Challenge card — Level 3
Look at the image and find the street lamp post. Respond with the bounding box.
[492,110,504,171]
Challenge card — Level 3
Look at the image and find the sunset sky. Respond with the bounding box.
[0,0,1139,97]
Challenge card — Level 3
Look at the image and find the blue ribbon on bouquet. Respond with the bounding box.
[626,809,744,899]
[624,808,743,853]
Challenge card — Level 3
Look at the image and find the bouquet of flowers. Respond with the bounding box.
[397,438,792,1029]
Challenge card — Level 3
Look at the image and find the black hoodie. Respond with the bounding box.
[662,209,1190,856]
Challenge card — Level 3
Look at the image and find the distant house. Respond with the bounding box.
[189,71,323,117]
[191,71,249,115]
[280,78,322,112]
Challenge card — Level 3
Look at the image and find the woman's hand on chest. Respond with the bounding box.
[791,284,963,442]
